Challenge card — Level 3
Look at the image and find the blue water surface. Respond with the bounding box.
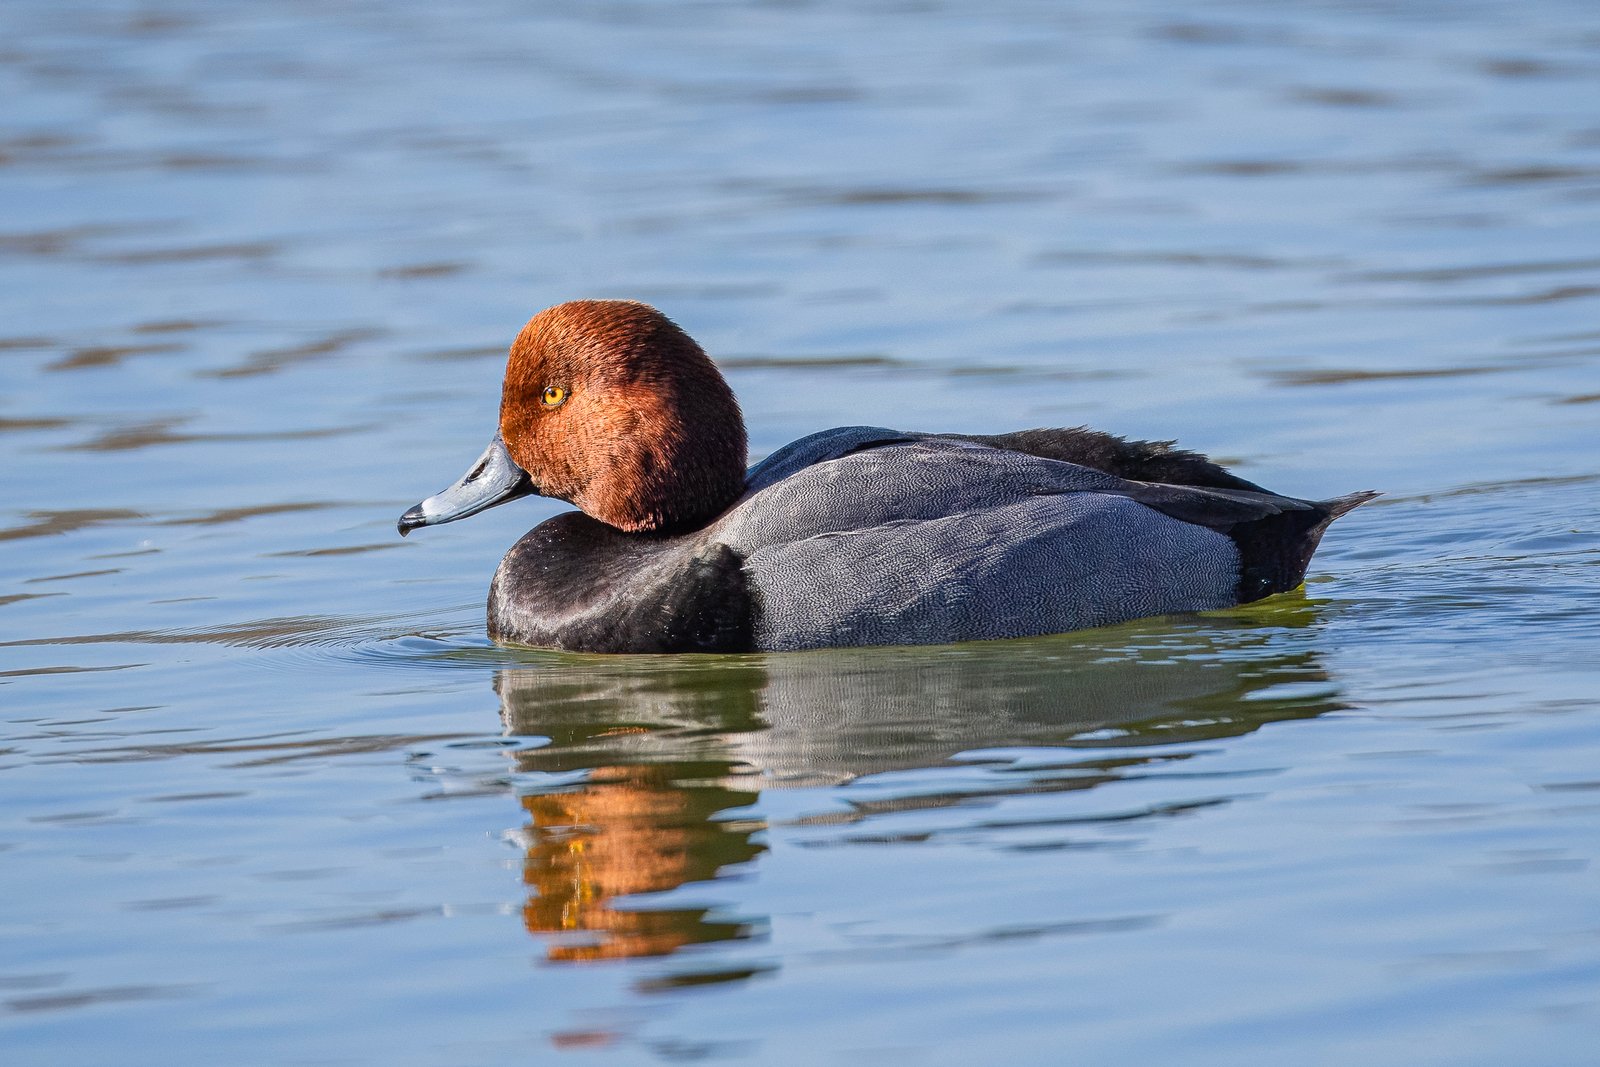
[2,1,1599,1064]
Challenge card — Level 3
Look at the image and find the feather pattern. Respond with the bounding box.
[488,428,1371,652]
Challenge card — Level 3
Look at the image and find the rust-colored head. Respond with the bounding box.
[498,300,748,532]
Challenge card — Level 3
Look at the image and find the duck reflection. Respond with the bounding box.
[517,764,762,962]
[497,661,769,964]
[495,605,1345,969]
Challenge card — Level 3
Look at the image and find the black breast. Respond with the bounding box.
[488,512,754,654]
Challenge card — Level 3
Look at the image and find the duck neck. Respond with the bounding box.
[575,407,748,534]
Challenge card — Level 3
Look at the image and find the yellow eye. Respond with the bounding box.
[541,385,568,408]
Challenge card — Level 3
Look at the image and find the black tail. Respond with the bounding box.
[1232,490,1379,603]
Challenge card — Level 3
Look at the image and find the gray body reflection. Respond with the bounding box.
[493,611,1344,970]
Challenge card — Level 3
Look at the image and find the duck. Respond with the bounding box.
[398,300,1374,653]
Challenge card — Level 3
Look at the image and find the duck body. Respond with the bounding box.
[400,301,1373,654]
[486,425,1371,653]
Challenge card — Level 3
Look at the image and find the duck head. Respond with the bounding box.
[399,300,748,535]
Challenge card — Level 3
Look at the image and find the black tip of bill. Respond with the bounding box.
[397,505,426,538]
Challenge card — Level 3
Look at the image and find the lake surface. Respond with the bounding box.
[3,0,1599,1063]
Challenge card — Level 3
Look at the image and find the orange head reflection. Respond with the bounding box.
[518,762,764,962]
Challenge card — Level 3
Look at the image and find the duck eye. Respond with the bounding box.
[541,385,568,408]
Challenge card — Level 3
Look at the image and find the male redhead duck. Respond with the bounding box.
[399,300,1373,653]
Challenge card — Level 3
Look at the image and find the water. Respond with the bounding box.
[3,0,1599,1063]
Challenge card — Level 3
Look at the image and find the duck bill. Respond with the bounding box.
[398,434,533,536]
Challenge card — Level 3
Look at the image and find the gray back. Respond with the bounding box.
[709,434,1240,650]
